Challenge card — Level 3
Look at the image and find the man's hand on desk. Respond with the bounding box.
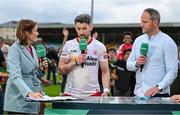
[144,86,160,96]
[101,88,110,96]
[171,94,180,103]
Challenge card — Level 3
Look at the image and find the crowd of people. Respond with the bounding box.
[0,8,179,114]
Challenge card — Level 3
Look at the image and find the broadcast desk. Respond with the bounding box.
[49,96,180,115]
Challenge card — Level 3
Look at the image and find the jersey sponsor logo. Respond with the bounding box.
[86,56,98,61]
[70,50,77,53]
[85,56,98,66]
[61,53,67,56]
[85,61,96,66]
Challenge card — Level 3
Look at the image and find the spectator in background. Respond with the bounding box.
[127,8,178,97]
[109,48,135,96]
[0,49,6,114]
[92,32,98,39]
[58,14,110,97]
[170,46,180,97]
[115,49,135,96]
[59,27,69,95]
[0,37,10,60]
[58,27,69,57]
[171,46,180,102]
[32,39,51,86]
[4,19,45,114]
[92,31,104,94]
[117,31,133,60]
[107,48,117,95]
[46,47,59,85]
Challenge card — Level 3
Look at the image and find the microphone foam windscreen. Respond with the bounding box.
[79,38,87,51]
[140,43,149,56]
[35,44,46,58]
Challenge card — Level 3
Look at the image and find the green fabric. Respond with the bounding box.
[45,108,89,115]
[172,111,180,115]
[0,67,6,72]
[109,57,117,64]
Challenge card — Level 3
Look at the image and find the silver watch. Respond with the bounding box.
[156,85,162,91]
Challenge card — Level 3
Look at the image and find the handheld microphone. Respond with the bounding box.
[79,37,87,68]
[140,43,149,72]
[35,44,47,70]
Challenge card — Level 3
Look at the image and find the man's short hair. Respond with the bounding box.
[74,14,92,24]
[144,8,160,25]
[108,48,116,53]
[122,31,133,39]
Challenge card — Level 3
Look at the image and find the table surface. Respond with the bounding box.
[53,96,179,105]
[52,96,180,114]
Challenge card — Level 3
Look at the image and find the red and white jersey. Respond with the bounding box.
[60,38,108,97]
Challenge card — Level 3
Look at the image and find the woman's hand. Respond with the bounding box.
[28,92,43,99]
[40,59,48,71]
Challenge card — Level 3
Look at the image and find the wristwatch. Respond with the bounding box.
[156,85,162,91]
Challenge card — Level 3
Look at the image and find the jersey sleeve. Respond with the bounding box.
[60,42,70,60]
[99,44,108,62]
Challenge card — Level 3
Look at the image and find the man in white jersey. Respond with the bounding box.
[127,8,178,97]
[58,14,110,97]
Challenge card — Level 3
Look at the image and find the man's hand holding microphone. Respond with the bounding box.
[75,54,86,66]
[136,55,146,70]
[75,37,87,67]
[136,43,148,72]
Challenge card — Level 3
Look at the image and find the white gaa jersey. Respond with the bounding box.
[60,38,108,97]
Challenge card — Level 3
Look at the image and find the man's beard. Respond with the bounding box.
[142,28,147,34]
[79,34,88,39]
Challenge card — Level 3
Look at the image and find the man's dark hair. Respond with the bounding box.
[74,14,92,24]
[123,48,131,55]
[144,8,160,25]
[108,48,116,53]
[122,31,133,39]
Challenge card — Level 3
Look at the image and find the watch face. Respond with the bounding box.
[157,85,162,90]
[159,87,162,90]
